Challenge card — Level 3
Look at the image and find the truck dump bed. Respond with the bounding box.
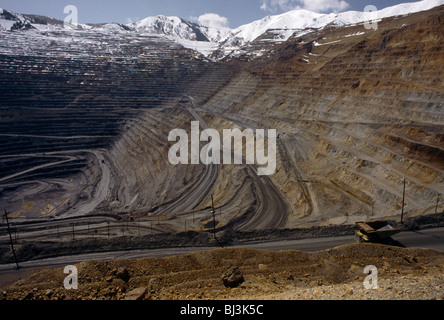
[356,220,401,243]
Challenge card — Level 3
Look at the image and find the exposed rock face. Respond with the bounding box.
[196,7,444,228]
[0,5,442,236]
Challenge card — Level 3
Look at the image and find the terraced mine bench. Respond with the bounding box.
[0,27,237,219]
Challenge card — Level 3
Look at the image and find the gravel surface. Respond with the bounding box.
[249,273,444,300]
[1,243,443,300]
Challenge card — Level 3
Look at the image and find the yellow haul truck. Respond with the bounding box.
[355,221,402,243]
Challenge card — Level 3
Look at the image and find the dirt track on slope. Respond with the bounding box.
[1,243,443,300]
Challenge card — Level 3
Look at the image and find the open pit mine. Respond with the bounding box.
[0,3,443,262]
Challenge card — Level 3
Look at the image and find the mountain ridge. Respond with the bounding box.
[1,0,444,58]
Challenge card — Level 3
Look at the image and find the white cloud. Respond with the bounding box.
[300,0,350,12]
[195,13,230,29]
[126,17,139,24]
[260,0,295,12]
[260,0,350,13]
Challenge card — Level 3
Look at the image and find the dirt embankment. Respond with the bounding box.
[1,243,443,300]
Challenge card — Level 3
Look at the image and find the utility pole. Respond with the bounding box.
[4,210,19,270]
[401,178,406,224]
[211,194,217,241]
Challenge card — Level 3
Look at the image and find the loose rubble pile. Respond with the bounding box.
[1,243,443,300]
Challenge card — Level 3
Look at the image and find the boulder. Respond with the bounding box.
[222,267,244,288]
[115,267,130,282]
[124,287,147,301]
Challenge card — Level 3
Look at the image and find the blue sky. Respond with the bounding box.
[0,0,422,28]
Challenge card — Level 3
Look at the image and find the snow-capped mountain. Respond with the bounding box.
[0,7,89,31]
[1,0,443,58]
[223,0,444,47]
[131,15,208,41]
[0,8,34,31]
[129,15,229,43]
[127,15,231,57]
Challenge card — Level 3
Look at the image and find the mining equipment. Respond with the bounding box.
[355,220,401,243]
[355,179,407,244]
